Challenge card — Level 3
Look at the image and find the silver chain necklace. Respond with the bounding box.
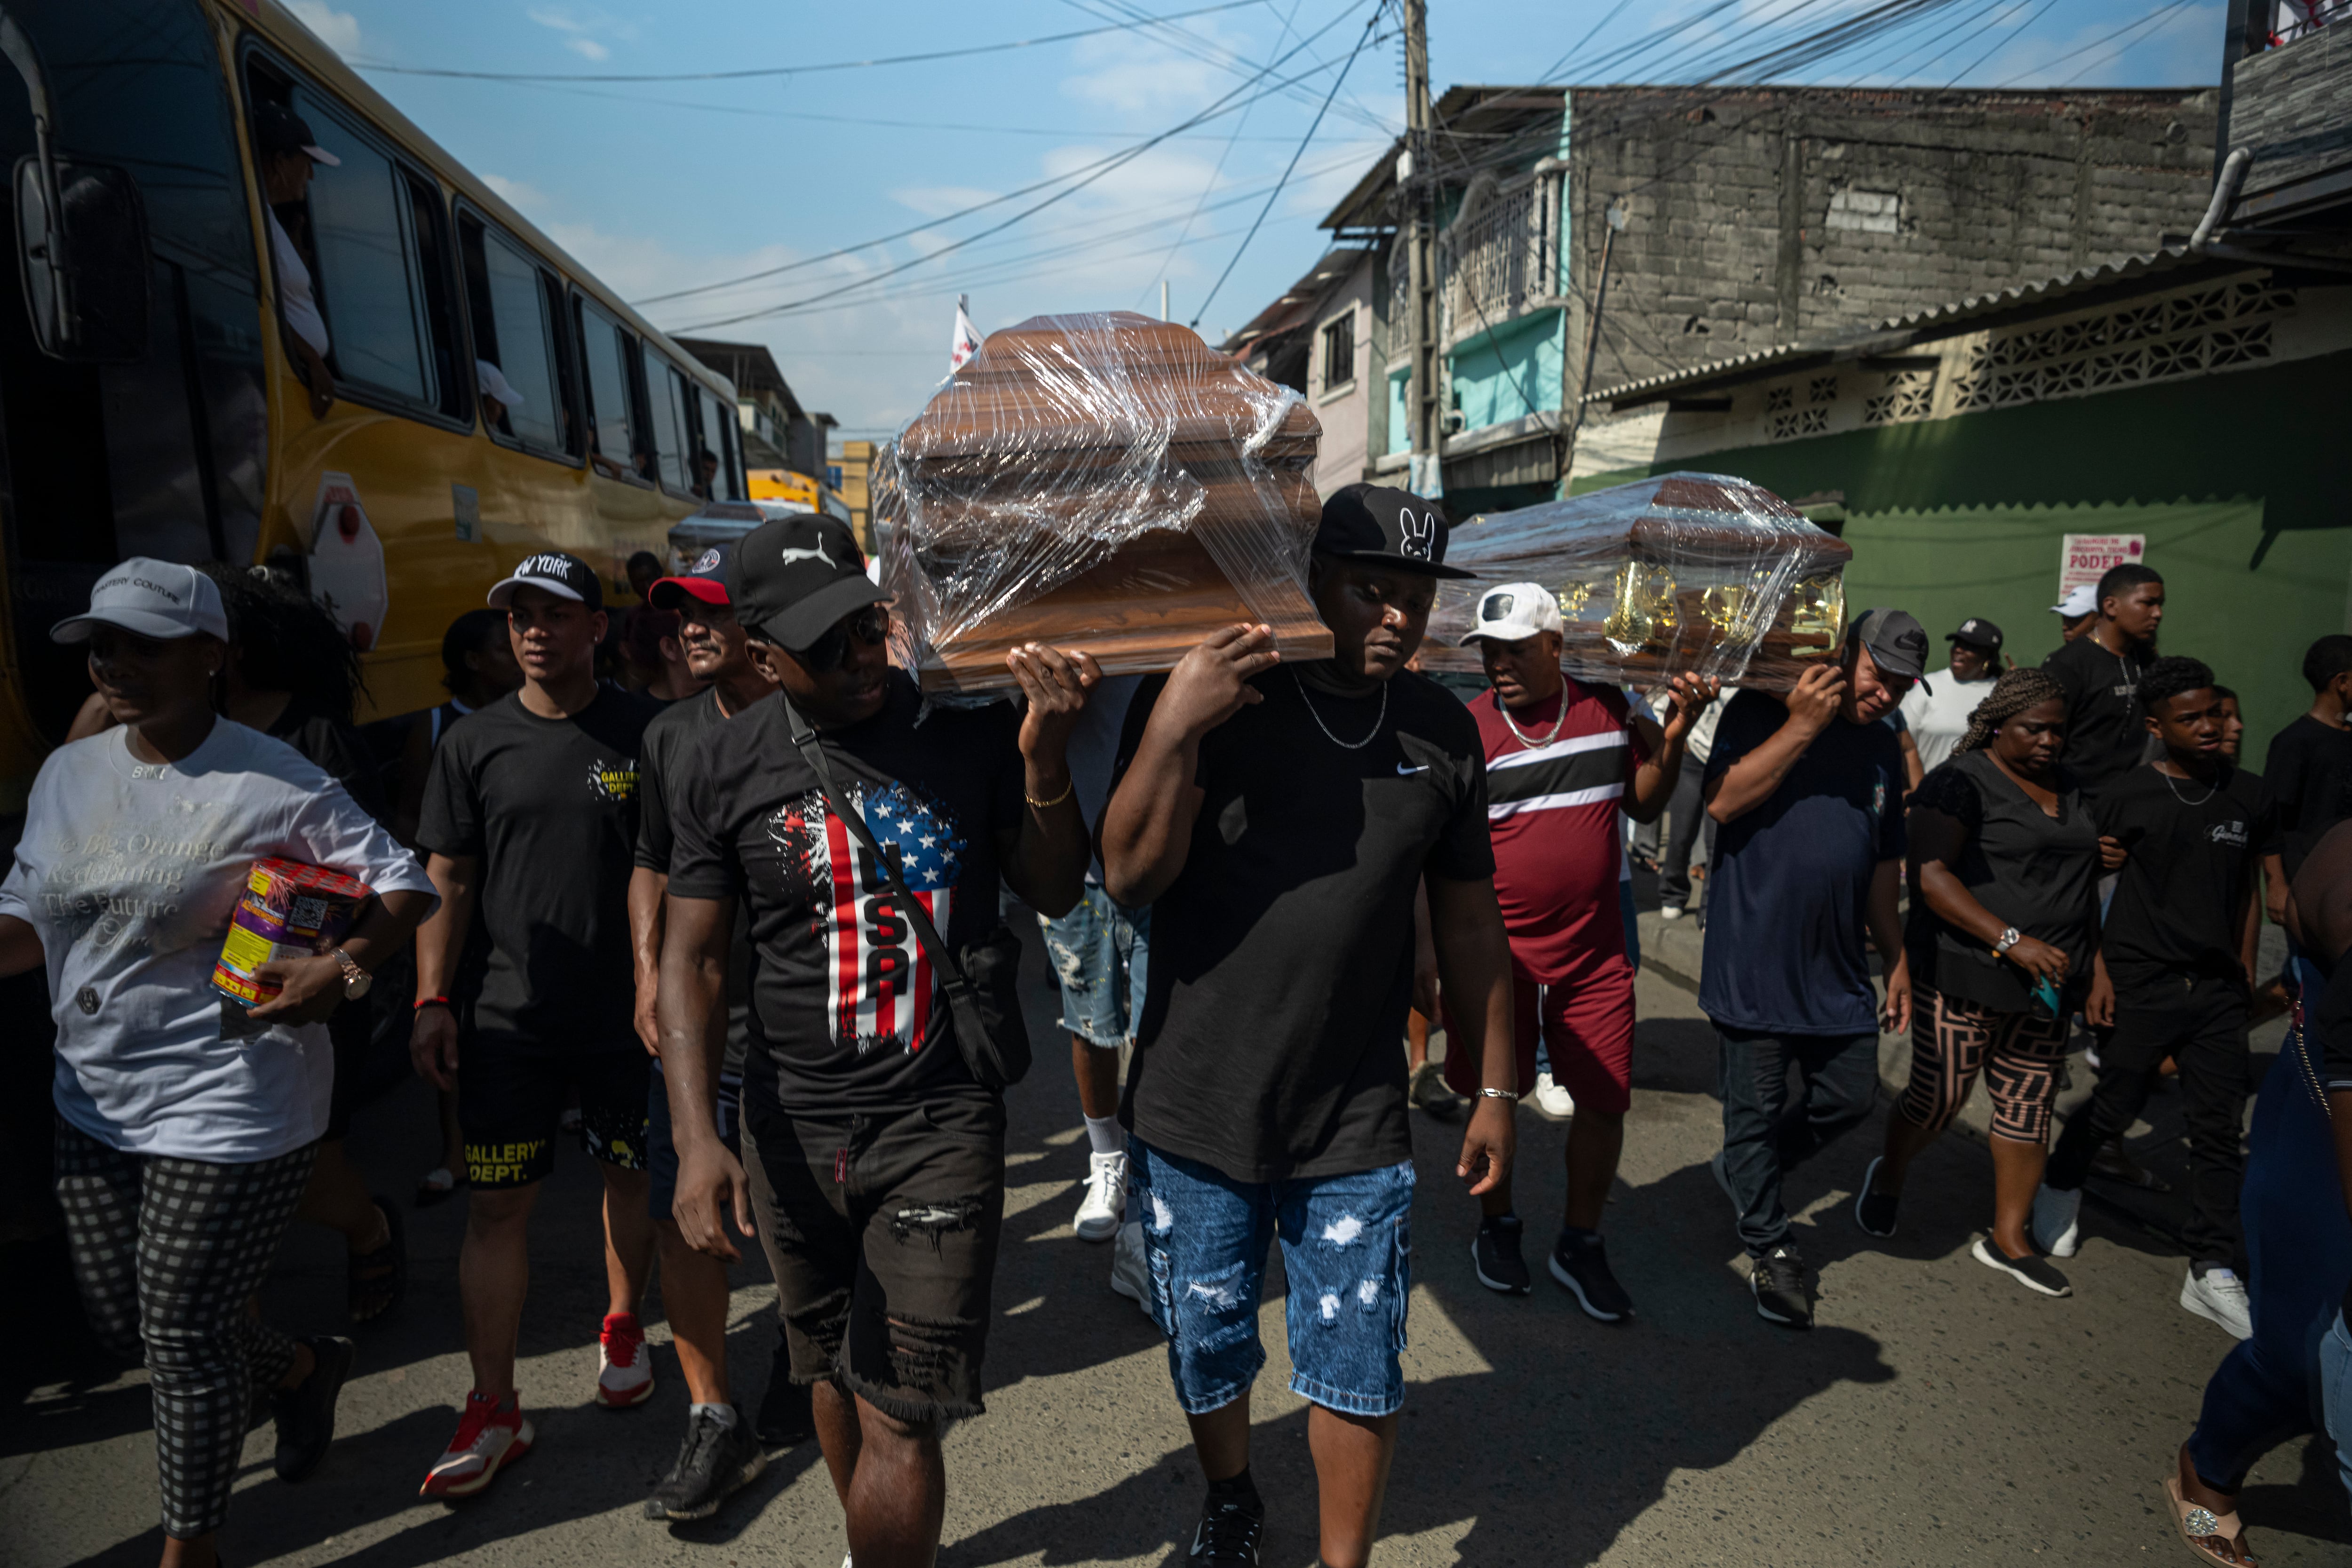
[2158,763,2217,806]
[1499,690,1565,749]
[1292,668,1387,750]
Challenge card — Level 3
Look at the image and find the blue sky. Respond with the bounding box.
[288,0,2225,443]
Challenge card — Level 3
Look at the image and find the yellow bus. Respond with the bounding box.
[746,467,853,525]
[0,0,745,810]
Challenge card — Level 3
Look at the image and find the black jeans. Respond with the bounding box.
[1658,768,1716,911]
[1716,1027,1881,1258]
[2047,971,2252,1269]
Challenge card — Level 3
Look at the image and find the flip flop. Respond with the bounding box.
[349,1198,406,1324]
[2164,1473,2257,1566]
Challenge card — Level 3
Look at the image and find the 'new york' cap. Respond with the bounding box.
[1461,581,1564,645]
[51,558,229,644]
[731,514,886,651]
[1849,606,1932,688]
[1312,483,1478,579]
[1947,616,2003,651]
[649,543,734,610]
[487,551,603,612]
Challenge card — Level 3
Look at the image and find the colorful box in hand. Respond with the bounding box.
[213,858,371,1008]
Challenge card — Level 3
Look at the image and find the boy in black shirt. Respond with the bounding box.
[2035,657,2275,1339]
[410,553,666,1498]
[2261,634,2352,898]
[657,515,1097,1566]
[2041,562,2163,796]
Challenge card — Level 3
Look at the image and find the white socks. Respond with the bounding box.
[1084,1114,1123,1157]
[692,1401,737,1428]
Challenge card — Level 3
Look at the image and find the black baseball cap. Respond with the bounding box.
[488,550,603,612]
[1312,483,1478,580]
[732,514,886,650]
[1947,616,2003,652]
[253,101,340,167]
[1848,606,1932,688]
[649,543,734,610]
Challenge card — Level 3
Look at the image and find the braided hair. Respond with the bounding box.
[1956,667,2065,755]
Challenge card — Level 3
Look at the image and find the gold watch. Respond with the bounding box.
[332,947,372,1000]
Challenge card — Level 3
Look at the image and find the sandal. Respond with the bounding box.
[2164,1473,2257,1566]
[414,1166,462,1208]
[348,1198,406,1324]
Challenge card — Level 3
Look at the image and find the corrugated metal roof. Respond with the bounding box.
[1219,247,1374,356]
[1591,247,2245,407]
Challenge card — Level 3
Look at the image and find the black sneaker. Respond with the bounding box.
[271,1335,356,1482]
[645,1407,768,1521]
[1470,1213,1532,1295]
[1852,1155,1899,1238]
[1548,1230,1633,1321]
[1189,1490,1265,1563]
[1971,1236,2074,1297]
[754,1351,814,1448]
[1749,1245,1812,1329]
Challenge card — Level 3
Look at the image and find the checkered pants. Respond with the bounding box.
[54,1119,318,1539]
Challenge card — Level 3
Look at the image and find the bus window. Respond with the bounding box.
[292,90,445,409]
[641,343,690,493]
[576,296,646,482]
[459,214,576,457]
[696,386,738,500]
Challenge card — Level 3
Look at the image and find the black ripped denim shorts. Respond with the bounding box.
[741,1091,1006,1423]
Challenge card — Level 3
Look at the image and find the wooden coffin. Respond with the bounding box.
[1417,473,1851,692]
[885,312,1332,694]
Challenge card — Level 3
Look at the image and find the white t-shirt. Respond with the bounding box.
[268,208,330,357]
[1899,663,1999,775]
[0,721,434,1162]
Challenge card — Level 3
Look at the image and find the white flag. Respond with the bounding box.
[950,300,981,373]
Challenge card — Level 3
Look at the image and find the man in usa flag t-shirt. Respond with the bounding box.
[1441,581,1716,1321]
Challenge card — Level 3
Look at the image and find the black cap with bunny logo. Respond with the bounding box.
[1311,483,1478,580]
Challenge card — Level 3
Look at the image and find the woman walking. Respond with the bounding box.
[0,561,434,1568]
[1852,668,2109,1295]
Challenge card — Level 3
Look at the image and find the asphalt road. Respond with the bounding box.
[8,934,2348,1567]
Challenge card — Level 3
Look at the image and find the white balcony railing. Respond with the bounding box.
[1438,169,1561,346]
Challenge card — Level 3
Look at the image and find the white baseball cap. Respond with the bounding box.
[1462,581,1563,645]
[2051,583,2097,617]
[50,558,229,644]
[476,359,526,411]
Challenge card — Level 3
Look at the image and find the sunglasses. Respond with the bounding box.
[793,604,890,673]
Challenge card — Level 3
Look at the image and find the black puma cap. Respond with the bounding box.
[731,513,886,650]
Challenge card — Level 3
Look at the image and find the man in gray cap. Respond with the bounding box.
[1700,608,1925,1329]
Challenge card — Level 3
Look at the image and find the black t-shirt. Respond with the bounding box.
[636,686,760,1075]
[270,700,387,825]
[1904,751,2100,1013]
[2042,633,2152,796]
[2093,762,2277,987]
[416,684,663,1050]
[1111,668,1494,1184]
[666,671,1021,1113]
[1697,692,1907,1036]
[2262,714,2352,880]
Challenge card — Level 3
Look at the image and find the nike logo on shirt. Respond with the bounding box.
[1396,763,1429,776]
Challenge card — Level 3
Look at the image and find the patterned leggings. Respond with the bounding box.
[1899,987,2071,1144]
[54,1119,318,1539]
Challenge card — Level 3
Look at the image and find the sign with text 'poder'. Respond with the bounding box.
[2059,533,2145,599]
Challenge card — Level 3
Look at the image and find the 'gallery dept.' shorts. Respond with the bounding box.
[1036,885,1150,1049]
[1129,1140,1414,1419]
[458,1035,651,1189]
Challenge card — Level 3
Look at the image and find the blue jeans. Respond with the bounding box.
[2185,957,2352,1488]
[1129,1140,1414,1418]
[2322,1310,2352,1511]
[1716,1027,1879,1258]
[1038,887,1150,1049]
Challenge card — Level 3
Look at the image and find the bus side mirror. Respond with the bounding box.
[14,156,149,363]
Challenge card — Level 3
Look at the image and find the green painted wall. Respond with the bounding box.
[1448,308,1566,428]
[1567,349,2352,773]
[1386,366,1411,457]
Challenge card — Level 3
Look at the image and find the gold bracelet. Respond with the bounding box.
[1025,776,1075,810]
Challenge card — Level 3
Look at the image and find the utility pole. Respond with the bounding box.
[1402,0,1438,496]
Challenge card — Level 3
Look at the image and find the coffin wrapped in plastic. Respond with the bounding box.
[878,311,1333,694]
[1417,473,1852,691]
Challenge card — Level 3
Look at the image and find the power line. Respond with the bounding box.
[349,0,1265,83]
[1939,0,2066,86]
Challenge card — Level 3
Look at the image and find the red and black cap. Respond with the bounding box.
[731,514,886,651]
[1312,483,1478,579]
[648,543,734,610]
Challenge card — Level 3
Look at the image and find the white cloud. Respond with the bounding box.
[566,37,611,61]
[479,172,553,217]
[285,0,360,60]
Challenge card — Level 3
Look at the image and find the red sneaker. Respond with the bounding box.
[597,1312,654,1408]
[419,1391,533,1498]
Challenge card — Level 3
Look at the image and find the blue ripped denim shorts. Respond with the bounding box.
[1037,886,1150,1048]
[1129,1139,1414,1418]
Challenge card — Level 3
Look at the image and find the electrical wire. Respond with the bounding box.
[1938,0,2067,86]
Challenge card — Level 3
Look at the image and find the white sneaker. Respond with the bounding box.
[2181,1266,2253,1340]
[1109,1219,1152,1315]
[1530,1071,1575,1121]
[1658,904,1685,921]
[2030,1184,2081,1258]
[1073,1150,1127,1242]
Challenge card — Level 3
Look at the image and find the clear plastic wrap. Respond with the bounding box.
[1417,473,1852,692]
[879,311,1333,694]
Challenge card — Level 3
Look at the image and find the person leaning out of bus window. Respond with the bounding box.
[691,447,718,501]
[253,102,336,422]
[477,360,524,439]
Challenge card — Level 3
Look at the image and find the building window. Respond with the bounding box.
[1321,315,1355,390]
[1827,189,1900,234]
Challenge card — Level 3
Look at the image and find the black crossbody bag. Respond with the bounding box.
[778,691,1032,1091]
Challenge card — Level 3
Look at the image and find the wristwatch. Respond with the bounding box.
[1992,926,2023,956]
[332,947,372,1000]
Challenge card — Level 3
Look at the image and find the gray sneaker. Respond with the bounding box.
[644,1407,767,1521]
